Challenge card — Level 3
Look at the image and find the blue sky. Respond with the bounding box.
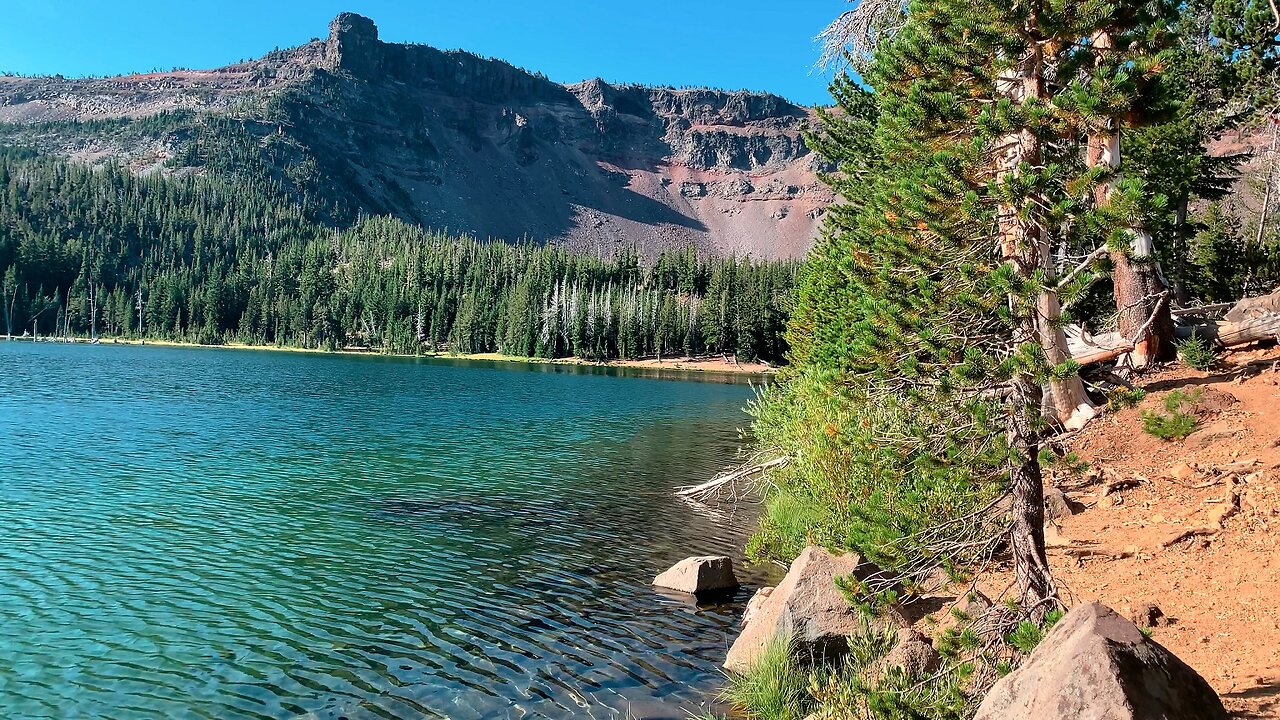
[0,1,848,106]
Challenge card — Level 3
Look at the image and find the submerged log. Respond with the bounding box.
[675,457,789,499]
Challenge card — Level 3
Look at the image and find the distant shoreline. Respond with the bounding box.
[5,336,778,377]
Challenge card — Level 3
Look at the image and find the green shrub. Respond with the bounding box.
[747,492,823,565]
[1106,387,1146,411]
[812,622,974,720]
[1175,332,1218,370]
[1141,389,1201,441]
[721,635,813,720]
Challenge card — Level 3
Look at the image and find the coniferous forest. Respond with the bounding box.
[0,148,797,362]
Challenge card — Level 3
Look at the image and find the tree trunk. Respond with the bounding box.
[1088,31,1173,369]
[1171,195,1192,306]
[998,39,1096,431]
[1010,376,1056,619]
[994,17,1064,616]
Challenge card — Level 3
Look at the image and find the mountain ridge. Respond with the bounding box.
[0,13,829,258]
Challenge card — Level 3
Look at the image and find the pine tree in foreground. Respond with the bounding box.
[750,4,1203,715]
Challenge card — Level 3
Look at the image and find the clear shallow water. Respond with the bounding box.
[0,342,767,719]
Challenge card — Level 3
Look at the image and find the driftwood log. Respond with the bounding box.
[1067,288,1280,365]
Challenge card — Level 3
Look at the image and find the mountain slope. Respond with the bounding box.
[0,13,829,258]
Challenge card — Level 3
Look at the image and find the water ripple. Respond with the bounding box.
[0,342,770,719]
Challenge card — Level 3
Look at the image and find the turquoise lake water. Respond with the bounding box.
[0,342,767,719]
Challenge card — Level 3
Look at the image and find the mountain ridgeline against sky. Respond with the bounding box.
[0,13,829,258]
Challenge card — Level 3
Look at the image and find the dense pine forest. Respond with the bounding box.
[0,148,797,362]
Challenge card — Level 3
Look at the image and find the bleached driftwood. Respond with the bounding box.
[1171,302,1236,318]
[1175,314,1280,348]
[1224,287,1280,323]
[1174,287,1280,348]
[675,457,789,500]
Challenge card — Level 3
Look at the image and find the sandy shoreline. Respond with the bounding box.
[8,336,777,377]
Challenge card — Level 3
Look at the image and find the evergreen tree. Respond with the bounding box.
[0,148,798,362]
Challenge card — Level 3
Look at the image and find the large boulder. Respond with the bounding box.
[975,602,1227,720]
[724,546,901,673]
[652,556,738,595]
[742,586,774,627]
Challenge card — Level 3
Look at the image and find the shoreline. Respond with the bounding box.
[5,335,778,377]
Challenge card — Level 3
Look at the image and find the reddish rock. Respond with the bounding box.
[879,628,941,677]
[742,586,774,627]
[1128,602,1169,628]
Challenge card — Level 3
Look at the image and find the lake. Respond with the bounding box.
[0,342,767,719]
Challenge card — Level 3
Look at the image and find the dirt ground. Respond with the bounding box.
[1031,345,1280,717]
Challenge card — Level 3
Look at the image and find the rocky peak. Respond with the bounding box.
[325,13,381,76]
[0,12,830,258]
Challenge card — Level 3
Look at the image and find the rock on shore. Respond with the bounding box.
[975,602,1228,720]
[724,546,900,673]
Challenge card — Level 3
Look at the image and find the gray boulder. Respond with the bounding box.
[975,602,1227,720]
[653,556,738,595]
[724,546,901,673]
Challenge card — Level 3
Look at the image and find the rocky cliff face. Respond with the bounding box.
[0,14,828,258]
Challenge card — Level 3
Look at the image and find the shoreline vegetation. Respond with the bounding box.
[3,334,777,377]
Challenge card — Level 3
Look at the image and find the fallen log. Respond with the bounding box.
[1224,286,1280,323]
[1065,327,1134,366]
[1171,301,1236,318]
[1160,526,1219,548]
[1174,313,1280,348]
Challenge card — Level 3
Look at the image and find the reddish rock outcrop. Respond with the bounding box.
[0,14,829,259]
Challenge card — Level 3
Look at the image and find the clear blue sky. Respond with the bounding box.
[0,1,848,106]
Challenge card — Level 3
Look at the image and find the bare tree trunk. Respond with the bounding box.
[1171,196,1192,306]
[1089,31,1173,369]
[89,283,98,341]
[1256,121,1277,253]
[3,288,13,339]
